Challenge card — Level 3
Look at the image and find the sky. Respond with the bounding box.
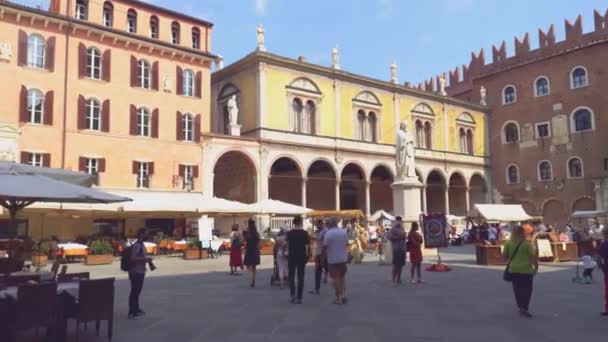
[14,0,608,84]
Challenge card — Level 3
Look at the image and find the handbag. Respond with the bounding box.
[503,241,524,282]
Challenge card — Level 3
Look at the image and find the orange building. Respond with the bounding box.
[0,0,216,239]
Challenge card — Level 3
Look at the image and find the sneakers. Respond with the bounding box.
[135,310,146,317]
[309,290,320,295]
[290,297,296,304]
[295,299,303,304]
[128,313,137,320]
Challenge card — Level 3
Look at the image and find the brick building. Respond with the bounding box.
[420,10,608,225]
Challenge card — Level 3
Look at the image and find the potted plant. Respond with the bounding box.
[183,238,208,260]
[85,240,114,265]
[31,241,50,267]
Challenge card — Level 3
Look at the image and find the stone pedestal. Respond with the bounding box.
[229,124,241,136]
[391,177,423,223]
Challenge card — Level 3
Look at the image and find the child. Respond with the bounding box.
[581,250,595,284]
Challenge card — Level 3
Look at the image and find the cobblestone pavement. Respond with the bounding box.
[15,246,608,341]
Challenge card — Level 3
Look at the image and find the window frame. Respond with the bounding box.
[75,0,88,20]
[127,9,137,34]
[137,107,150,137]
[85,98,101,131]
[182,113,193,141]
[570,66,588,89]
[537,160,553,182]
[171,22,181,45]
[502,121,520,144]
[183,165,194,190]
[137,162,150,188]
[191,28,200,49]
[27,88,44,124]
[138,59,151,89]
[27,34,46,69]
[102,2,113,27]
[292,97,304,133]
[506,164,520,185]
[567,157,584,179]
[86,47,102,80]
[85,158,99,175]
[570,106,595,133]
[182,69,194,96]
[149,16,159,39]
[533,76,550,97]
[502,85,517,105]
[29,153,43,167]
[534,121,551,139]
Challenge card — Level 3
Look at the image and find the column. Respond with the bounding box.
[444,188,450,215]
[421,186,427,214]
[465,186,471,215]
[335,180,341,210]
[301,178,307,208]
[365,181,371,217]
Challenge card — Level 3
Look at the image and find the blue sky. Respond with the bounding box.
[15,0,608,83]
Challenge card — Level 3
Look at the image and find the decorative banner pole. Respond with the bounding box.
[422,213,451,272]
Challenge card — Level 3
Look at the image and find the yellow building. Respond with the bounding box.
[207,50,491,219]
[0,0,216,239]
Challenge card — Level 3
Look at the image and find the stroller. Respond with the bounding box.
[270,242,281,286]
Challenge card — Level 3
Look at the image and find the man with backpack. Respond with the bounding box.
[126,228,154,319]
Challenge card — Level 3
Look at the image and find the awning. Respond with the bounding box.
[571,210,607,219]
[248,199,311,216]
[472,204,533,222]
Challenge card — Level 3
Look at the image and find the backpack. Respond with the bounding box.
[120,245,132,272]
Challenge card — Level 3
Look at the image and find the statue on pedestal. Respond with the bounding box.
[227,95,239,126]
[396,122,416,180]
[390,61,398,84]
[256,24,266,52]
[480,86,487,105]
[332,46,340,70]
[438,74,447,96]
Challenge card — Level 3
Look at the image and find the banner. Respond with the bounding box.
[422,214,448,249]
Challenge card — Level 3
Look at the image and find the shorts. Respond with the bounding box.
[315,255,328,271]
[392,250,406,267]
[328,262,347,278]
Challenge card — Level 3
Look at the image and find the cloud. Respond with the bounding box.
[255,0,268,16]
[442,0,475,12]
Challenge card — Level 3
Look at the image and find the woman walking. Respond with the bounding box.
[408,222,424,283]
[243,219,261,288]
[503,225,539,318]
[388,217,407,284]
[229,224,243,275]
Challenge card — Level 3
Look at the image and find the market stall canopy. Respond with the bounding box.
[0,161,96,187]
[307,210,365,219]
[198,196,257,216]
[571,210,607,219]
[370,210,394,222]
[471,204,533,222]
[248,199,312,216]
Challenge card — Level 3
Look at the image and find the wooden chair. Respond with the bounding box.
[7,274,41,286]
[70,278,114,341]
[14,282,58,338]
[57,272,90,283]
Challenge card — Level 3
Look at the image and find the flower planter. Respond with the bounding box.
[31,254,48,267]
[183,249,201,260]
[85,254,113,265]
[259,241,275,256]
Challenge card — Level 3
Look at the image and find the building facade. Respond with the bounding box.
[0,0,216,238]
[208,51,491,224]
[425,10,608,225]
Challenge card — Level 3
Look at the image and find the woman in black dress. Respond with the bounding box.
[243,219,261,287]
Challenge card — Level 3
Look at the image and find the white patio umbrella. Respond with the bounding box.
[248,199,312,216]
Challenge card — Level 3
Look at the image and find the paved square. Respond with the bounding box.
[17,246,608,341]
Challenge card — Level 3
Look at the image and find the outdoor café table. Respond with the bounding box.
[9,270,55,282]
[1,281,79,342]
[173,240,188,251]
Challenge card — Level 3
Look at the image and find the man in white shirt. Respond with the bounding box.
[323,217,349,304]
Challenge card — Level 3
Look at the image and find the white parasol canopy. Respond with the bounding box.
[472,204,533,222]
[369,210,394,222]
[248,199,311,215]
[571,210,607,219]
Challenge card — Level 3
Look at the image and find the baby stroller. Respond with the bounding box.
[270,242,281,286]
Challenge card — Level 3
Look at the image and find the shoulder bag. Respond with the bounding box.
[503,241,524,282]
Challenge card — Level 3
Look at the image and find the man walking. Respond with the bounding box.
[323,217,349,305]
[129,228,154,319]
[598,228,608,316]
[287,216,310,304]
[310,219,328,295]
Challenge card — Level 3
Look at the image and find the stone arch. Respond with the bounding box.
[448,172,467,216]
[469,173,488,210]
[288,77,321,94]
[306,159,337,210]
[542,199,567,226]
[571,197,595,212]
[353,90,381,106]
[340,163,366,211]
[426,169,446,214]
[370,164,394,214]
[269,157,303,206]
[213,150,257,204]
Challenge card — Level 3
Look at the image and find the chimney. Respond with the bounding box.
[297,56,306,62]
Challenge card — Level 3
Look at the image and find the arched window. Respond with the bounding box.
[571,66,588,88]
[102,2,113,27]
[568,157,583,178]
[538,161,553,181]
[171,21,180,44]
[571,107,593,132]
[502,85,516,104]
[534,76,549,96]
[357,109,366,140]
[27,89,44,124]
[192,27,200,49]
[183,69,194,96]
[504,122,519,143]
[415,120,424,148]
[85,98,101,130]
[75,0,88,20]
[27,34,45,69]
[149,16,159,39]
[424,121,432,149]
[303,100,316,134]
[368,112,378,142]
[137,107,150,136]
[466,129,474,155]
[292,98,303,133]
[127,9,137,33]
[459,128,467,153]
[182,113,193,141]
[506,164,519,184]
[86,47,101,80]
[138,59,150,89]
